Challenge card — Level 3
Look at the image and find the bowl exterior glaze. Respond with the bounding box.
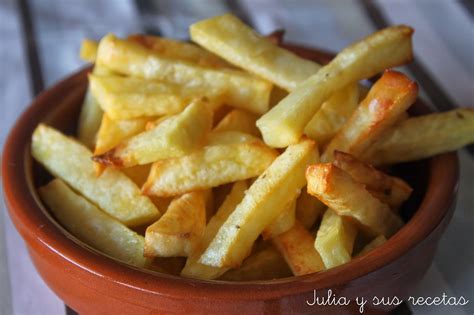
[2,45,459,315]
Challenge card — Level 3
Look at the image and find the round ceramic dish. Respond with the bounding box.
[2,45,459,314]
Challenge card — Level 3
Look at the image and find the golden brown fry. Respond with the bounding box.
[79,39,98,62]
[145,191,207,257]
[93,99,212,167]
[181,181,248,280]
[304,83,359,147]
[199,138,318,268]
[143,140,278,197]
[32,124,160,226]
[213,109,260,137]
[333,151,412,210]
[314,209,357,268]
[306,163,403,237]
[39,179,150,267]
[262,198,296,240]
[96,34,272,114]
[365,109,474,165]
[357,235,387,256]
[273,221,325,276]
[219,245,292,281]
[190,14,321,91]
[257,26,414,148]
[322,70,418,161]
[207,131,259,146]
[295,189,326,230]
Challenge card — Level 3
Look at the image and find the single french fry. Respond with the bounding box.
[213,109,260,137]
[306,163,403,237]
[143,140,278,197]
[93,99,212,167]
[357,235,387,256]
[273,221,325,276]
[190,14,321,91]
[207,130,259,146]
[39,179,150,267]
[219,245,292,281]
[145,191,207,257]
[96,34,272,114]
[365,109,474,165]
[262,198,296,240]
[295,189,326,230]
[89,75,194,120]
[181,181,248,280]
[257,26,414,148]
[333,151,412,210]
[32,124,160,226]
[304,83,359,147]
[80,39,98,62]
[314,209,357,268]
[199,138,318,268]
[321,70,418,162]
[127,34,231,68]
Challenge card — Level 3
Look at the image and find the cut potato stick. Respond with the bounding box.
[207,131,259,146]
[181,181,248,280]
[39,179,150,267]
[357,235,387,256]
[144,191,207,257]
[304,83,359,147]
[213,109,260,137]
[295,189,326,230]
[333,151,412,210]
[32,124,159,226]
[190,14,321,91]
[365,109,474,165]
[127,34,231,68]
[314,209,357,268]
[273,221,325,276]
[93,99,212,167]
[306,163,403,237]
[321,70,418,161]
[219,245,292,281]
[96,34,272,114]
[89,75,194,120]
[257,26,414,148]
[143,140,278,197]
[79,39,98,62]
[262,198,296,240]
[199,138,318,268]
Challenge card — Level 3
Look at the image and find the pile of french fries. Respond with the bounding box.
[33,14,474,280]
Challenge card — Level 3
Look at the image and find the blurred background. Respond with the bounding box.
[1,0,473,314]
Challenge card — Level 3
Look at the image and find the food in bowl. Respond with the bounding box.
[32,13,474,281]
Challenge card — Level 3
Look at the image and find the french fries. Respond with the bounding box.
[96,34,272,115]
[295,189,326,230]
[207,130,259,146]
[365,109,474,165]
[190,14,321,91]
[321,70,418,162]
[273,221,325,276]
[333,151,412,210]
[143,140,278,197]
[306,163,403,237]
[80,39,98,62]
[199,138,318,268]
[32,124,160,226]
[262,198,297,240]
[89,75,193,120]
[145,191,207,257]
[304,84,359,147]
[39,179,150,267]
[219,245,292,281]
[314,209,357,268]
[213,109,260,137]
[181,181,247,280]
[93,99,212,167]
[257,26,413,148]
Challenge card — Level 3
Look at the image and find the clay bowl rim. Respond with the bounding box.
[2,43,459,302]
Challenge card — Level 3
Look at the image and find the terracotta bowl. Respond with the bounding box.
[2,45,459,314]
